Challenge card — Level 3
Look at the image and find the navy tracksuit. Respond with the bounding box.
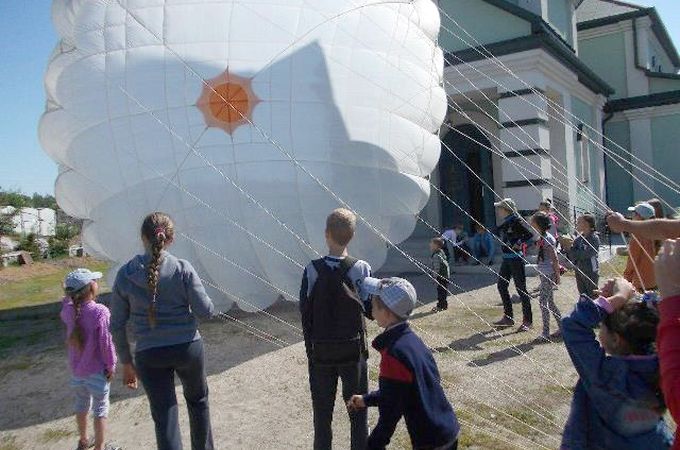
[364,322,459,450]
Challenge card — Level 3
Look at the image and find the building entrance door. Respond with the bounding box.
[439,124,495,233]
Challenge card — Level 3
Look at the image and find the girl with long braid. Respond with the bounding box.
[110,212,216,450]
[60,268,118,450]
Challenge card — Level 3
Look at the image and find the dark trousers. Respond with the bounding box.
[497,258,532,323]
[136,340,214,450]
[308,358,368,450]
[436,275,449,309]
[575,270,599,298]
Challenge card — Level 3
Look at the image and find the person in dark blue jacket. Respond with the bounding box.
[493,198,535,330]
[347,277,460,450]
[561,277,673,449]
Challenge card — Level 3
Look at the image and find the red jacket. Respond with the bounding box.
[658,295,680,449]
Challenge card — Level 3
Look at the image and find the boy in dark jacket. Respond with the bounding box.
[430,237,450,312]
[493,198,535,330]
[348,277,460,450]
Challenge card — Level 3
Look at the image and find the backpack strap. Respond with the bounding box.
[338,256,358,278]
[311,258,328,276]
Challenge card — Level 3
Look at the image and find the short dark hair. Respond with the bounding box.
[603,302,659,355]
[580,213,596,230]
[531,211,551,234]
[431,237,445,249]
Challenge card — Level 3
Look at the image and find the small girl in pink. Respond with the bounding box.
[60,268,119,450]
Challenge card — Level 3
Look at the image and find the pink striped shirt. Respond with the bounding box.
[60,297,117,378]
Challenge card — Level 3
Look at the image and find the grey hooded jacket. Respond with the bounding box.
[110,251,215,364]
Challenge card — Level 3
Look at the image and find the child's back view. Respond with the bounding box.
[299,208,372,450]
[561,278,673,449]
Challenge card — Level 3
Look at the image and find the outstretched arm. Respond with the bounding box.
[607,213,680,239]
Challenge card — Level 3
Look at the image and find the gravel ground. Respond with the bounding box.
[0,272,657,450]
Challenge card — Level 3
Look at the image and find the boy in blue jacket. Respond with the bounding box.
[561,278,673,449]
[347,277,460,450]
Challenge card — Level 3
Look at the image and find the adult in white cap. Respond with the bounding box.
[348,277,461,450]
[492,198,535,330]
[623,202,658,291]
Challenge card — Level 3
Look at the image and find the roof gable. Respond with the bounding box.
[576,0,645,23]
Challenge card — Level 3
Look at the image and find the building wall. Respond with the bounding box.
[546,0,574,46]
[578,32,628,98]
[650,77,680,94]
[0,207,57,237]
[651,113,680,209]
[438,0,532,52]
[647,32,675,74]
[602,120,633,212]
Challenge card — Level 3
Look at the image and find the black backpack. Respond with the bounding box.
[304,257,367,366]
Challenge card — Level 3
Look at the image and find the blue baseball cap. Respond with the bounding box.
[363,277,417,319]
[64,268,102,292]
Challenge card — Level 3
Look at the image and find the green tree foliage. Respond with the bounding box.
[48,224,80,258]
[0,187,56,209]
[18,233,42,260]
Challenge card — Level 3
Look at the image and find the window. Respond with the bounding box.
[579,134,590,184]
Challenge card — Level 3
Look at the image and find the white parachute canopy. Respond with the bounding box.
[40,0,447,311]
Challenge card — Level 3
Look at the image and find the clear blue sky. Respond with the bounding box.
[0,1,679,195]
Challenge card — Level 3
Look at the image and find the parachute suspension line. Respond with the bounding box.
[99,3,572,426]
[257,0,658,273]
[114,74,569,426]
[155,126,209,210]
[328,0,679,210]
[437,8,680,198]
[442,99,657,266]
[110,0,575,396]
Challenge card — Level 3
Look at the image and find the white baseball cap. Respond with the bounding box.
[627,202,655,219]
[494,198,517,212]
[64,268,102,292]
[363,277,417,319]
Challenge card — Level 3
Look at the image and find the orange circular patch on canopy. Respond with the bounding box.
[196,69,260,134]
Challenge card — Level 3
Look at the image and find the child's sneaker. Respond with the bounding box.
[517,321,533,332]
[493,317,514,327]
[75,438,95,450]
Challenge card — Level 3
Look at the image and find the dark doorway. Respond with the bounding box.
[439,124,495,233]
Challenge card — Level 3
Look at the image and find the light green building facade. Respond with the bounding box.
[419,0,679,238]
[577,0,680,214]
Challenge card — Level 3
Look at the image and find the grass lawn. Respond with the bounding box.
[0,257,110,311]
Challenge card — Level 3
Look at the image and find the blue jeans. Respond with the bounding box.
[471,234,495,262]
[136,339,213,450]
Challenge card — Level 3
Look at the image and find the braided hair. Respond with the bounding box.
[66,283,95,352]
[141,212,175,328]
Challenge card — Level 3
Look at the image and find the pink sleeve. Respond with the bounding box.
[658,295,680,449]
[97,309,117,373]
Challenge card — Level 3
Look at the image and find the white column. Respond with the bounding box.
[496,86,553,213]
[562,93,579,211]
[592,102,606,202]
